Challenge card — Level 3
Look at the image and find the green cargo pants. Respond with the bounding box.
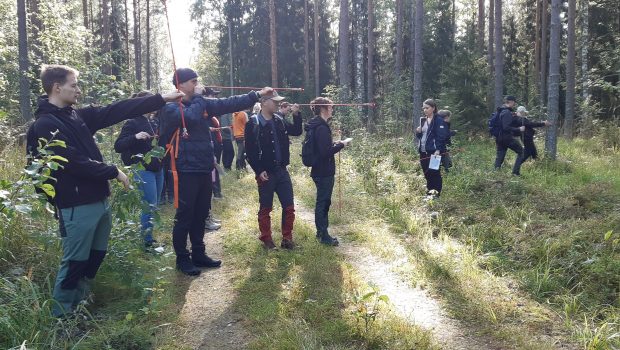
[52,200,111,317]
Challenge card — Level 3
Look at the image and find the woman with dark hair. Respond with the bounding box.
[305,97,350,246]
[114,91,164,246]
[415,99,449,198]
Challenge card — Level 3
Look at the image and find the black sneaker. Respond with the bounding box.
[176,255,201,276]
[262,239,277,250]
[281,239,295,250]
[320,234,339,247]
[192,255,222,268]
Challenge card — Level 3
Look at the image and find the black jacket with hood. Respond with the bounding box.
[26,94,166,209]
[306,116,344,177]
[114,115,162,172]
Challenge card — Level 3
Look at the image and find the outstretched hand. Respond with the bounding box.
[258,87,274,99]
[162,91,185,102]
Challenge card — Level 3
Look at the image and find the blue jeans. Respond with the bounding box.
[312,176,335,235]
[137,169,164,243]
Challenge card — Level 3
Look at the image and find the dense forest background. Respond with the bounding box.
[2,0,619,145]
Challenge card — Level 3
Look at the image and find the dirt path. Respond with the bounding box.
[295,202,500,350]
[176,231,251,350]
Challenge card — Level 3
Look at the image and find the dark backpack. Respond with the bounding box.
[488,111,502,137]
[301,127,318,167]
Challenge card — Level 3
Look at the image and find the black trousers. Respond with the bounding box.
[312,176,335,234]
[213,141,223,164]
[222,139,235,170]
[494,137,525,175]
[420,152,442,196]
[172,173,212,256]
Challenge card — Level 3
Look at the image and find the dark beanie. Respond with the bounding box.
[172,68,198,86]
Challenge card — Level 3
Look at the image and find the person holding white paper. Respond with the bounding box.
[305,97,349,246]
[415,99,449,198]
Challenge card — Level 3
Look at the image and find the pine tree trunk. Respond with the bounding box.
[133,0,142,83]
[228,19,234,95]
[367,0,375,130]
[269,0,278,87]
[545,0,560,159]
[18,0,32,122]
[304,0,310,90]
[579,0,589,101]
[535,0,541,94]
[487,0,494,110]
[413,0,423,129]
[494,0,503,108]
[478,0,485,53]
[145,0,151,89]
[564,0,576,139]
[338,0,350,94]
[395,0,403,76]
[28,0,43,63]
[124,0,130,70]
[82,0,89,29]
[354,0,364,103]
[314,0,320,95]
[540,0,548,106]
[102,0,111,74]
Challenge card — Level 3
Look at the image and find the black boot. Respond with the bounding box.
[176,254,201,276]
[191,247,222,268]
[319,231,339,246]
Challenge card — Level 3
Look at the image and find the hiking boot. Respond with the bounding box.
[319,233,339,247]
[213,193,224,200]
[207,214,222,224]
[176,255,201,276]
[192,254,222,268]
[262,239,277,250]
[205,220,221,231]
[281,239,295,250]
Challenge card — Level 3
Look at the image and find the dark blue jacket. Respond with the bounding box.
[245,111,303,176]
[415,114,449,154]
[114,115,162,172]
[158,92,259,174]
[26,94,166,209]
[306,116,344,177]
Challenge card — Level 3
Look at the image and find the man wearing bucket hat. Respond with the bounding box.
[159,67,274,276]
[244,91,302,250]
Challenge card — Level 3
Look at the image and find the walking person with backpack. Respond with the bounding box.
[244,92,303,250]
[415,99,449,198]
[489,95,526,176]
[303,97,351,246]
[158,67,273,275]
[437,109,456,172]
[26,65,183,317]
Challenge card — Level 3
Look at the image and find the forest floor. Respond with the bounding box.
[157,135,619,349]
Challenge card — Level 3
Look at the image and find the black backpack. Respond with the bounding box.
[301,126,318,167]
[488,110,502,137]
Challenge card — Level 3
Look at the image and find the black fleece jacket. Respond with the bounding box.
[245,111,302,176]
[26,94,166,209]
[114,115,162,172]
[306,116,344,177]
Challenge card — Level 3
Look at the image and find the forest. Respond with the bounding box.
[0,0,619,349]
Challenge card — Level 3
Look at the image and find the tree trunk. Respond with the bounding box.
[494,0,503,108]
[314,0,320,95]
[133,0,142,83]
[487,0,494,110]
[124,0,130,70]
[28,0,43,63]
[367,0,375,130]
[477,0,485,53]
[228,19,234,95]
[413,0,423,129]
[102,0,111,74]
[303,0,310,90]
[145,0,151,89]
[540,0,548,106]
[82,0,89,29]
[564,0,576,139]
[395,0,403,76]
[269,0,278,87]
[579,0,589,101]
[545,0,560,159]
[18,0,32,122]
[534,0,541,94]
[354,0,364,103]
[338,0,350,94]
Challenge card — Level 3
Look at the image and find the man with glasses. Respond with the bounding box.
[244,92,302,250]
